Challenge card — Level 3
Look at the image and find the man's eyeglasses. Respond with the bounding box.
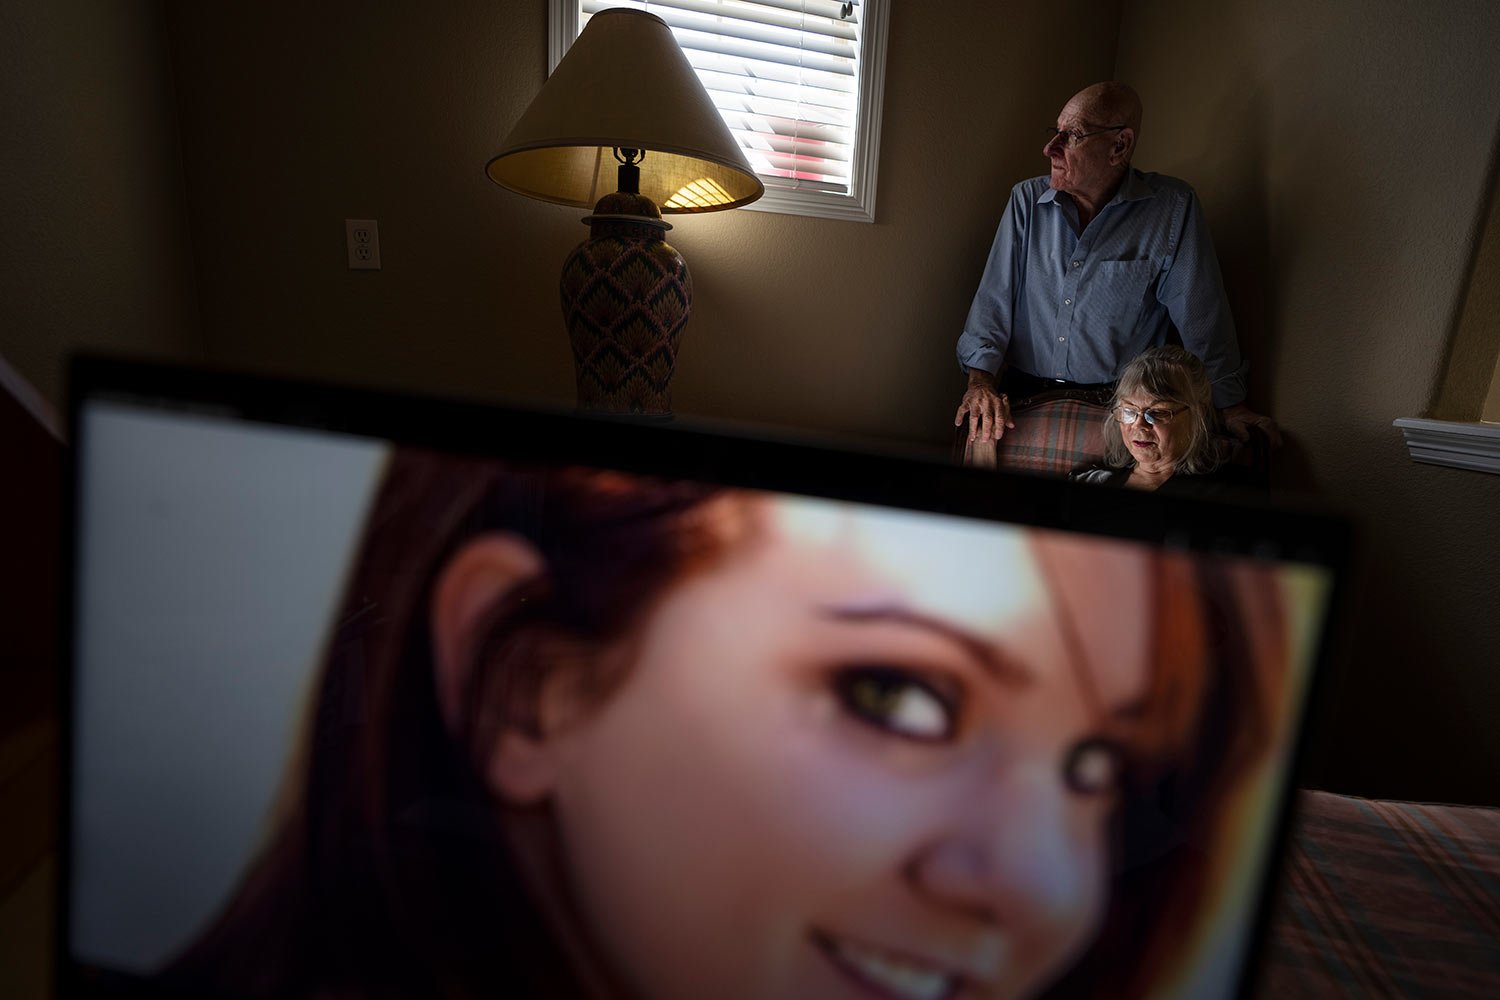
[1114,404,1184,427]
[1045,124,1126,148]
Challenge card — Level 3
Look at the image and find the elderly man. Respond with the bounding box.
[955,82,1277,444]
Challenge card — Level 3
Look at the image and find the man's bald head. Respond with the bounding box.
[1070,82,1143,136]
[1047,82,1143,212]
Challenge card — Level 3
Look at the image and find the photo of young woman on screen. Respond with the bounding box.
[164,450,1295,1000]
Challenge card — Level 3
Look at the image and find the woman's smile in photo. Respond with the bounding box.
[497,497,1152,1000]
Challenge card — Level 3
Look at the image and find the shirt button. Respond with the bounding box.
[1059,336,1066,341]
[1072,260,1081,267]
[1064,298,1072,305]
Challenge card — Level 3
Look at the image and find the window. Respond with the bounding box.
[550,0,888,223]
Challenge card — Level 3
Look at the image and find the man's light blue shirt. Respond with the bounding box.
[957,168,1247,408]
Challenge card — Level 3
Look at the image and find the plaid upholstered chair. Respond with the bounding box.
[956,394,1112,476]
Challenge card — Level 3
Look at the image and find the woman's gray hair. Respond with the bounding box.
[1102,346,1224,474]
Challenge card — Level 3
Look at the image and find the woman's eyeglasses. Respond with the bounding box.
[1114,404,1184,427]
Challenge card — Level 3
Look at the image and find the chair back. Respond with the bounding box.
[958,397,1110,475]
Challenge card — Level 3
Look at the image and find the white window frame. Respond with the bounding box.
[548,0,888,223]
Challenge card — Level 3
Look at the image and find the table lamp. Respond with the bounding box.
[486,7,764,416]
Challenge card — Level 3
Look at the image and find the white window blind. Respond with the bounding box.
[550,0,888,222]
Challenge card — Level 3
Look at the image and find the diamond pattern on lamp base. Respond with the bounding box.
[561,218,691,416]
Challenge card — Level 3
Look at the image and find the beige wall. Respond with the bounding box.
[0,0,201,411]
[164,0,1122,447]
[8,0,1498,803]
[1117,0,1500,804]
[1485,348,1500,422]
[1438,167,1500,422]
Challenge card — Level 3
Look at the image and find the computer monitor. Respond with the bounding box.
[63,358,1346,999]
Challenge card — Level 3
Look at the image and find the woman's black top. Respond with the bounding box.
[1069,462,1265,501]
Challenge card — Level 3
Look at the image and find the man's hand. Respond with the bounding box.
[955,369,1015,442]
[1221,403,1282,448]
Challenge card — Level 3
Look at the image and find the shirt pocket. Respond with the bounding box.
[1093,259,1158,330]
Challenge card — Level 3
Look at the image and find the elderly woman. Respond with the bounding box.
[1072,346,1263,496]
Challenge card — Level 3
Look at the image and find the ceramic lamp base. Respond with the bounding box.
[560,192,691,416]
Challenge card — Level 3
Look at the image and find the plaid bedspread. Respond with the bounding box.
[1260,790,1500,997]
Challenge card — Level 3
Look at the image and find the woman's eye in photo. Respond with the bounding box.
[1064,737,1128,796]
[833,666,958,741]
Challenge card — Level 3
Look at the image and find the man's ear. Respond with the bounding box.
[1111,128,1136,165]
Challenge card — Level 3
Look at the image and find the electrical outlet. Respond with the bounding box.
[345,219,381,270]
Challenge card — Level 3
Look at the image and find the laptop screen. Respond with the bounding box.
[65,361,1345,1000]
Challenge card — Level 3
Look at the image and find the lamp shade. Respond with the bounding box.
[486,8,764,213]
